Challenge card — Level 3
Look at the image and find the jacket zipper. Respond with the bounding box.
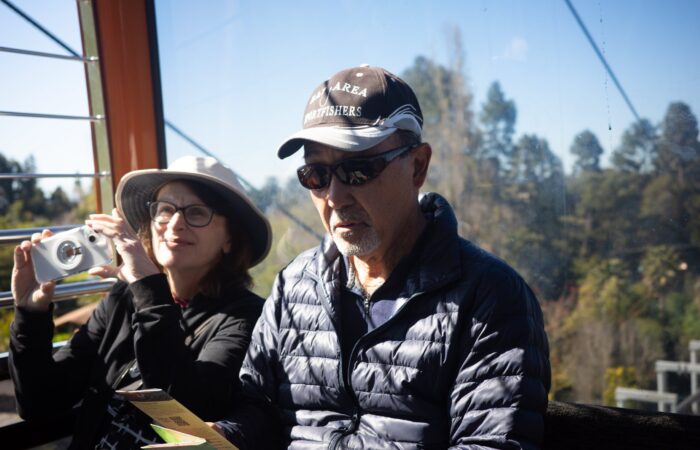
[308,268,434,450]
[337,289,428,449]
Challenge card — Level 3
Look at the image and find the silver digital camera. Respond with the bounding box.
[31,226,112,284]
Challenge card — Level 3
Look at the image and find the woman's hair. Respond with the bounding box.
[137,180,254,297]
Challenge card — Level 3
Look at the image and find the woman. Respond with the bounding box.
[9,156,271,448]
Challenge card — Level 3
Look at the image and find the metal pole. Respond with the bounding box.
[657,371,666,412]
[0,0,81,57]
[692,342,699,414]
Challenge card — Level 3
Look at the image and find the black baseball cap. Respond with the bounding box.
[277,65,423,159]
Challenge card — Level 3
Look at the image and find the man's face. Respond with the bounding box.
[303,134,430,261]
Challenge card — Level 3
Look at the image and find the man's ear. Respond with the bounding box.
[412,143,432,188]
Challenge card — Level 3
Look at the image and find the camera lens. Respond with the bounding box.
[57,240,82,268]
[88,235,96,243]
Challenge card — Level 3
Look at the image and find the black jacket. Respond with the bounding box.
[220,193,551,450]
[9,273,263,448]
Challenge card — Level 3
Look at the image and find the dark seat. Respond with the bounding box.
[0,407,75,449]
[544,401,700,450]
[2,400,700,449]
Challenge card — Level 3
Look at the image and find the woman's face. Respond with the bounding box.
[149,181,231,276]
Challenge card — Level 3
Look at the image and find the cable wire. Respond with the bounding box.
[564,0,641,122]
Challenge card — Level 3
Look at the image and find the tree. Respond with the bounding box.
[611,119,658,174]
[509,134,563,184]
[0,153,22,214]
[571,130,604,174]
[479,81,516,170]
[401,56,455,126]
[247,176,280,213]
[503,134,567,299]
[46,186,74,220]
[657,102,700,185]
[401,28,479,238]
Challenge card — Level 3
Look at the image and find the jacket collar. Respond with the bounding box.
[312,192,463,297]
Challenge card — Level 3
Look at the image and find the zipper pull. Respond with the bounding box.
[349,411,360,432]
[363,296,371,316]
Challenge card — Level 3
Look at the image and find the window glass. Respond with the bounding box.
[0,0,100,375]
[0,0,698,417]
[155,1,700,408]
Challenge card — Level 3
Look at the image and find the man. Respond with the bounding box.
[218,65,551,449]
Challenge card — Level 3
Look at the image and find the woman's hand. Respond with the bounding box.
[207,422,226,437]
[11,230,55,312]
[86,209,160,284]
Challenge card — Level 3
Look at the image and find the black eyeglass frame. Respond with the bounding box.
[296,142,421,190]
[147,200,216,228]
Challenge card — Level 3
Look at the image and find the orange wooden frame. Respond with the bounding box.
[92,0,165,190]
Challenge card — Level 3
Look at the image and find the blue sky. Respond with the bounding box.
[1,0,699,194]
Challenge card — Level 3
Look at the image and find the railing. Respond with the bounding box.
[0,277,117,309]
[615,340,700,414]
[0,225,81,245]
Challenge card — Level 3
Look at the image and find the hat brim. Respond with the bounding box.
[115,169,272,267]
[277,125,398,159]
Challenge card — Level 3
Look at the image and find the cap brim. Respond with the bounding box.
[277,125,398,159]
[115,170,271,266]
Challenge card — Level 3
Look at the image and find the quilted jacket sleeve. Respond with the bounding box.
[448,262,550,450]
[216,273,284,450]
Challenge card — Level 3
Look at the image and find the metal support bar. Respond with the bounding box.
[692,350,699,414]
[1,0,81,57]
[0,45,93,61]
[615,387,677,412]
[0,278,117,309]
[77,0,114,214]
[0,225,80,245]
[0,110,104,121]
[657,371,667,412]
[0,172,109,180]
[655,360,700,374]
[691,342,700,414]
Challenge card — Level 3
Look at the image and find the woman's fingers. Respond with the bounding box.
[86,220,116,237]
[88,265,120,279]
[29,229,53,245]
[207,422,225,437]
[87,210,132,238]
[13,244,29,269]
[88,213,118,222]
[39,281,55,297]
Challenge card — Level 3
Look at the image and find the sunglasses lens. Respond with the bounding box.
[298,165,330,190]
[335,160,376,186]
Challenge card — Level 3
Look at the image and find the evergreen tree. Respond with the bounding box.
[571,130,604,174]
[657,102,700,185]
[611,119,658,174]
[479,81,516,170]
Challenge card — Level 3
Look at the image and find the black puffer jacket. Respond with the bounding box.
[9,274,263,448]
[221,193,551,450]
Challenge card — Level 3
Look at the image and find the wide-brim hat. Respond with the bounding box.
[115,156,272,266]
[277,64,423,159]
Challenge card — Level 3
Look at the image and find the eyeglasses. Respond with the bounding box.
[297,143,420,190]
[148,200,215,227]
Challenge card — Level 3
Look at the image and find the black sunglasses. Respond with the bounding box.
[297,143,420,190]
